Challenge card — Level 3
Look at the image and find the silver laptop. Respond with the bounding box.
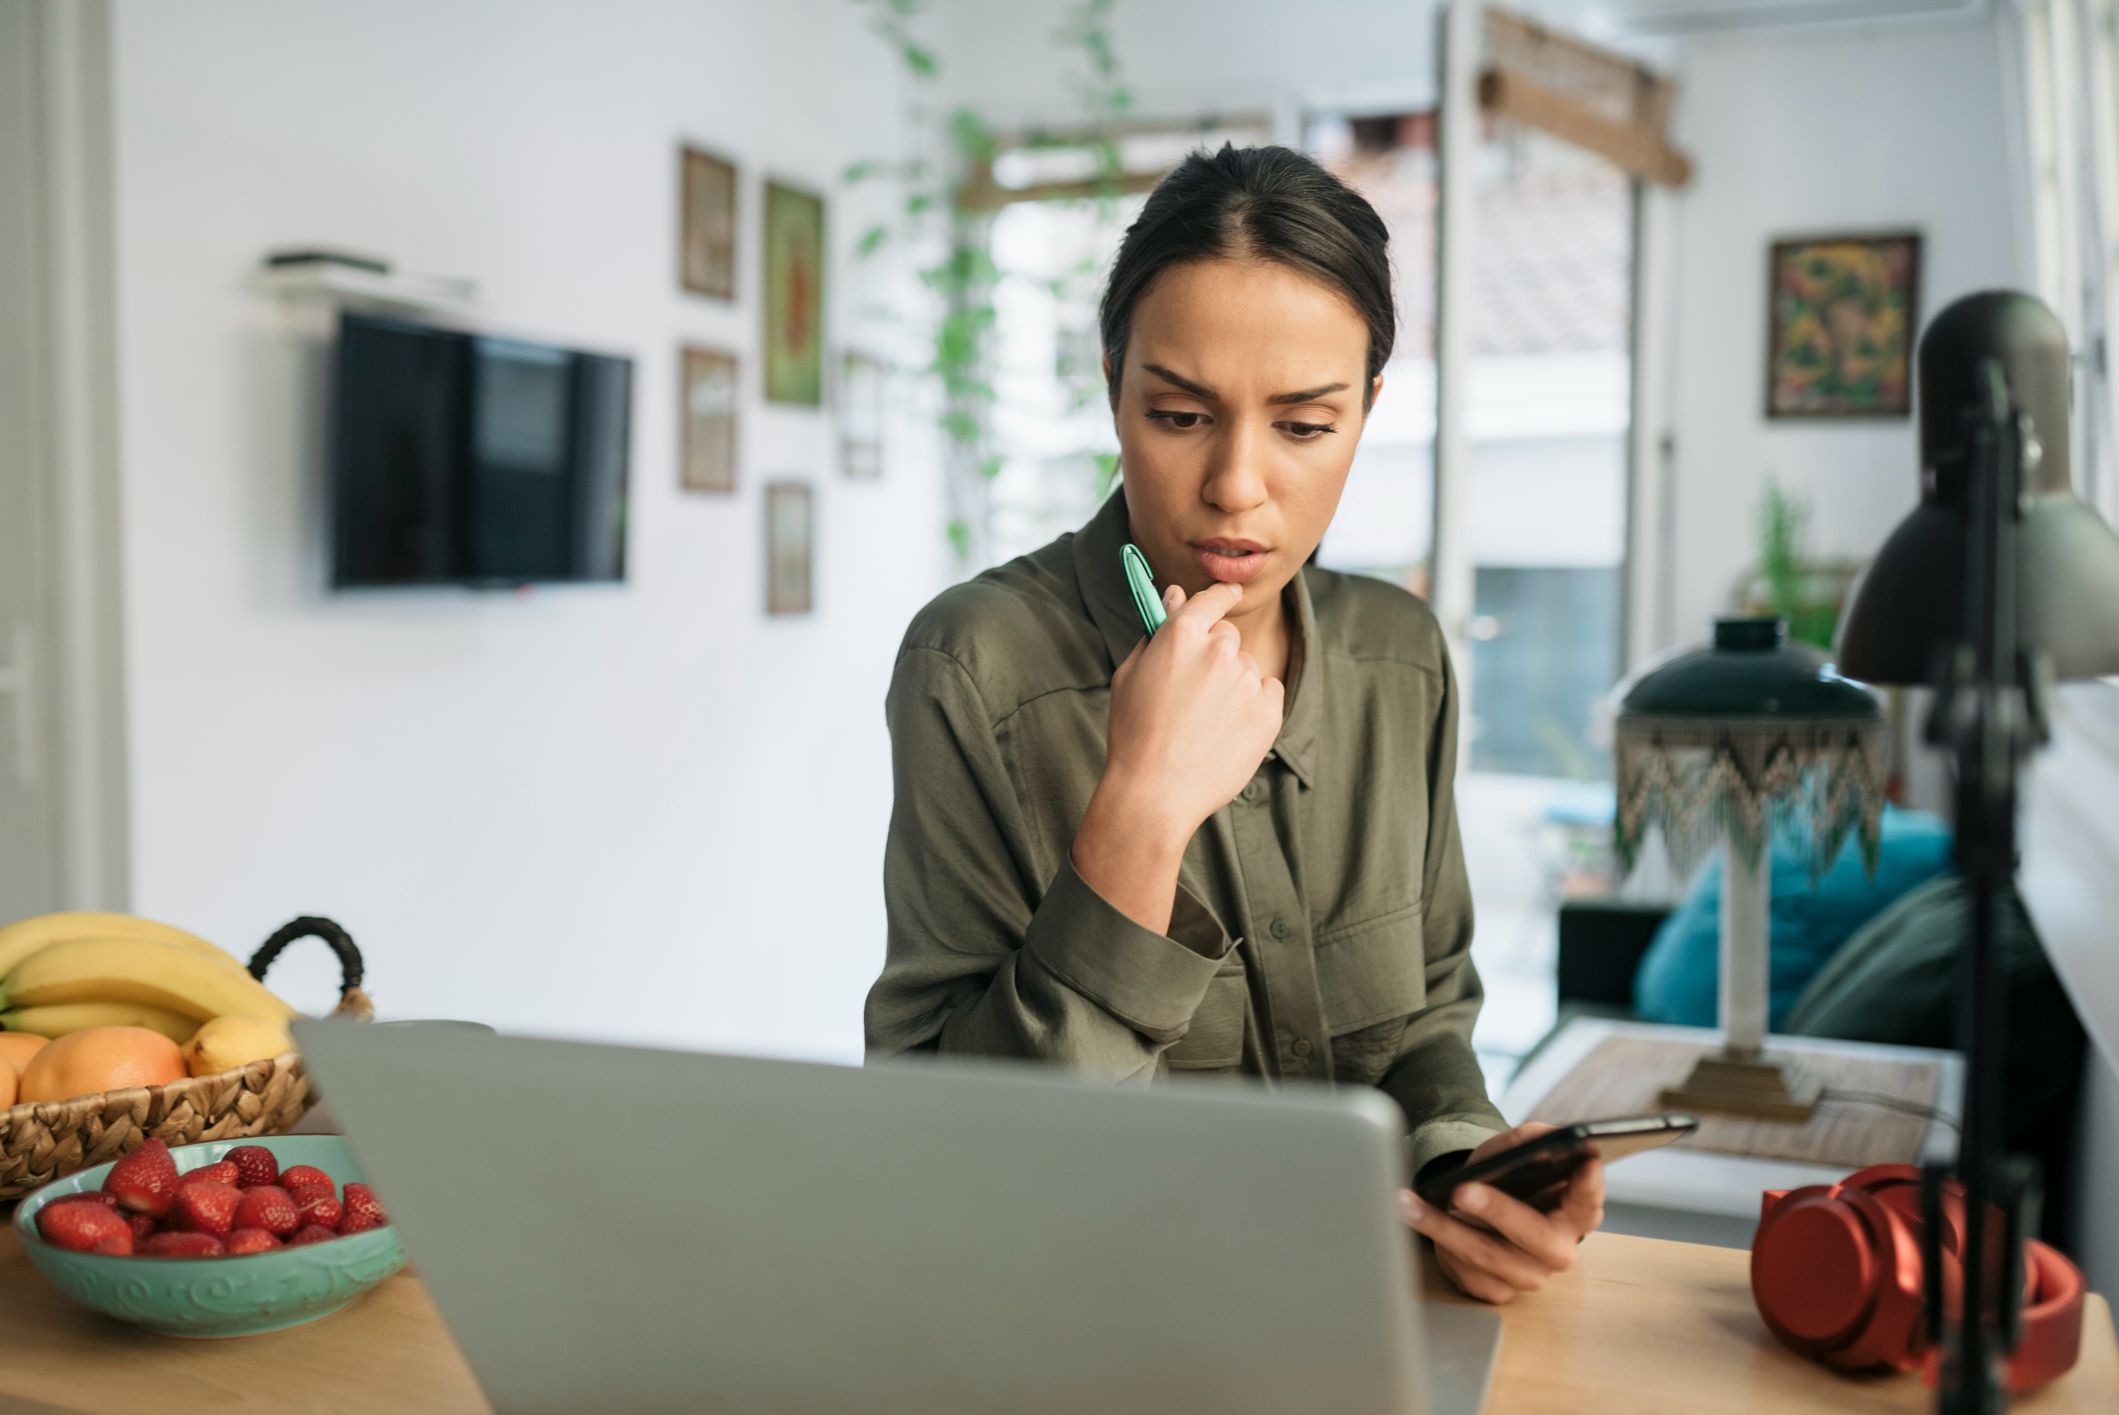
[294,1020,1500,1415]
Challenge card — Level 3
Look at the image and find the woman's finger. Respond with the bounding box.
[1405,1195,1549,1291]
[1555,1157,1606,1239]
[1448,1182,1577,1274]
[1437,1249,1517,1306]
[1169,578,1245,633]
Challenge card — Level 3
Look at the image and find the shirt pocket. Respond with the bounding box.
[1314,901,1427,1084]
[1162,960,1249,1071]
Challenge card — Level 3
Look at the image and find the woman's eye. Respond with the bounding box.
[1145,410,1206,431]
[1143,411,1337,440]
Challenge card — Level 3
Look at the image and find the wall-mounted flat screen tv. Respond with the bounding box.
[330,311,632,588]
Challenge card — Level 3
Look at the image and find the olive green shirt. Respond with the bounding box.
[864,488,1506,1180]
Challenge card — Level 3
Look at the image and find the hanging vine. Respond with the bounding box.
[844,0,1132,564]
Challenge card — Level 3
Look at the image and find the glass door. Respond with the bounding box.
[1307,109,1636,1083]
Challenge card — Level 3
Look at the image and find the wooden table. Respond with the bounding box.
[1500,1019,1966,1249]
[0,1225,2111,1413]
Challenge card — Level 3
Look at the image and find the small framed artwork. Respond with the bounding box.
[765,480,814,615]
[679,346,739,494]
[1765,231,1920,419]
[680,145,737,300]
[764,178,825,406]
[840,351,884,479]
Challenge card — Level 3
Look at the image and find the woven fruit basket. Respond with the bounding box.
[0,916,371,1203]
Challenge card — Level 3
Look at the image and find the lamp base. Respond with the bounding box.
[1659,1052,1821,1121]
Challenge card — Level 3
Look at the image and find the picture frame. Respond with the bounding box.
[765,480,814,615]
[679,346,739,494]
[1765,231,1920,419]
[679,145,737,300]
[839,350,884,479]
[763,178,825,406]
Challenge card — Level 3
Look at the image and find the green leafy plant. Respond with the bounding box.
[845,0,1132,564]
[1754,477,1841,649]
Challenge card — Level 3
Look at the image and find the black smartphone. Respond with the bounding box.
[1414,1113,1699,1214]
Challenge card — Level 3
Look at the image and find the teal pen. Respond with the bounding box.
[1121,543,1167,637]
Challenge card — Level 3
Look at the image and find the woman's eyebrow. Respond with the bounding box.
[1141,362,1350,406]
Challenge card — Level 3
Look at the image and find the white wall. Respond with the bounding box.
[1656,16,2023,652]
[108,0,949,1061]
[935,0,1616,130]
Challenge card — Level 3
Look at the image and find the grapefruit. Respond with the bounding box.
[18,1026,187,1104]
[0,1031,48,1080]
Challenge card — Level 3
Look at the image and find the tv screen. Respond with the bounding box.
[330,311,631,587]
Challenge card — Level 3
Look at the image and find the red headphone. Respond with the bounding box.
[1750,1163,2086,1392]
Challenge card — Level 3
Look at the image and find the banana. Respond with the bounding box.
[0,936,295,1025]
[0,911,243,979]
[0,1000,200,1044]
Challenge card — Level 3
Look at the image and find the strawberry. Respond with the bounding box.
[139,1230,224,1258]
[287,1223,340,1247]
[37,1200,134,1255]
[225,1227,280,1256]
[102,1138,179,1217]
[128,1212,159,1242]
[338,1210,388,1236]
[47,1190,120,1211]
[171,1180,242,1237]
[278,1164,333,1192]
[291,1187,341,1230]
[180,1160,240,1189]
[225,1145,279,1189]
[340,1182,388,1229]
[233,1184,299,1237]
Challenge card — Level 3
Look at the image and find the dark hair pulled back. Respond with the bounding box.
[1098,143,1395,414]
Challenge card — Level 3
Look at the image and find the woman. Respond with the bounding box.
[864,143,1604,1304]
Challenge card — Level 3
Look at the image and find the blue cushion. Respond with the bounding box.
[1632,805,1955,1030]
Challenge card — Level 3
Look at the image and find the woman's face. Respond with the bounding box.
[1105,256,1382,622]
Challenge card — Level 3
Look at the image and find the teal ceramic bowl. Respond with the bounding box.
[12,1134,404,1338]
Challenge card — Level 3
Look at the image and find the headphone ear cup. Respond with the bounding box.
[1751,1177,1933,1371]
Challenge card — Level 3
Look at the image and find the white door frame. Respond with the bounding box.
[18,0,130,908]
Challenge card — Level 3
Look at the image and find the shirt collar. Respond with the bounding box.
[1071,487,1323,789]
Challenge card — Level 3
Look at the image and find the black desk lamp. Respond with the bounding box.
[1835,290,2119,1414]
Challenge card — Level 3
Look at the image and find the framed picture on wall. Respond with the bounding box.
[763,178,825,406]
[840,350,884,479]
[679,346,739,494]
[1765,231,1920,419]
[765,480,814,615]
[679,145,737,299]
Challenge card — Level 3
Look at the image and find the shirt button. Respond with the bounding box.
[1291,1038,1313,1058]
[1269,916,1291,940]
[1240,779,1266,805]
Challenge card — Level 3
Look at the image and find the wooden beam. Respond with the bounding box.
[1478,68,1694,188]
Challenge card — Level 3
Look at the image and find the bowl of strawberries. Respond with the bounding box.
[12,1134,403,1337]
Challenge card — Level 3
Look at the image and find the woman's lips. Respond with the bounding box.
[1190,544,1272,584]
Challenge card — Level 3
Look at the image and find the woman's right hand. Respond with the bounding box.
[1102,580,1285,836]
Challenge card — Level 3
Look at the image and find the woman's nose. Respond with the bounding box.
[1200,425,1268,512]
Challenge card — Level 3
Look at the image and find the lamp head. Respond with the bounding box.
[1836,291,2119,683]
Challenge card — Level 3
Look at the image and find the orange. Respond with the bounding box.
[0,1062,13,1108]
[17,1026,187,1104]
[0,1031,48,1080]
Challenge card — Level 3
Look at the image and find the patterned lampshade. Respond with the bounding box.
[1614,617,1887,882]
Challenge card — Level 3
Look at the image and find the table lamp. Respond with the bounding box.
[1834,290,2119,1414]
[1612,617,1886,1119]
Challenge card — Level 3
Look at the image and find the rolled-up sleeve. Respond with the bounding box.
[1375,644,1508,1178]
[864,646,1232,1080]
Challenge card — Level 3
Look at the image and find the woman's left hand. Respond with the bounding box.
[1397,1122,1607,1305]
